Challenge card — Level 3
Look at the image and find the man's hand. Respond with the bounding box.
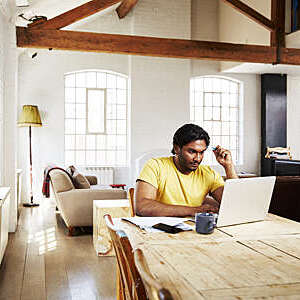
[198,203,219,213]
[213,145,234,168]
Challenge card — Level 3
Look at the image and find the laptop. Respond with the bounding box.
[216,176,276,227]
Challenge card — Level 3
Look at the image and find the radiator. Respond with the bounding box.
[82,167,114,185]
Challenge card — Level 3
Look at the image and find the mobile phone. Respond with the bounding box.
[152,223,183,234]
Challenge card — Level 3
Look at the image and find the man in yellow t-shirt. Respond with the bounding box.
[136,123,238,217]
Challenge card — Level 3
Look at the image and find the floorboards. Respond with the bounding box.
[0,197,116,300]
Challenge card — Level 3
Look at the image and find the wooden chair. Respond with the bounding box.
[134,249,174,300]
[129,187,135,216]
[104,214,147,300]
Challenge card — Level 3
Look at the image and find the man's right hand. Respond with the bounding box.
[195,203,219,214]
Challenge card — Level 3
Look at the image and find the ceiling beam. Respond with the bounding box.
[220,0,275,31]
[280,47,300,65]
[16,26,276,64]
[271,0,286,47]
[116,0,139,18]
[28,0,121,30]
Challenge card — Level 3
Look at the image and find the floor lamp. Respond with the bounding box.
[18,105,42,207]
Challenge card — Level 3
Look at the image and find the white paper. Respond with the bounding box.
[121,217,193,233]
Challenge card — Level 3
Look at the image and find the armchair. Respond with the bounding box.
[49,169,126,235]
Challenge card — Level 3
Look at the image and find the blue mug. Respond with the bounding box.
[195,213,217,234]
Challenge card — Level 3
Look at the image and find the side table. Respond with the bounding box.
[93,199,131,256]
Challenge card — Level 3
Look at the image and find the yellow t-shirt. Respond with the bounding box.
[138,157,224,206]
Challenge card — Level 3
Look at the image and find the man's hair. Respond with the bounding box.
[171,123,210,154]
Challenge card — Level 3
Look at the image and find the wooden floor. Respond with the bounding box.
[0,197,117,300]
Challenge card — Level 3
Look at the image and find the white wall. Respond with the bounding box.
[1,1,18,232]
[287,76,300,160]
[18,0,262,201]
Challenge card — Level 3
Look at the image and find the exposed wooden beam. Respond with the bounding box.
[116,0,139,18]
[28,0,121,30]
[271,0,286,47]
[220,0,275,31]
[16,26,276,64]
[280,47,300,65]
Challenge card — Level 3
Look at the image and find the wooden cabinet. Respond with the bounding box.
[0,187,10,264]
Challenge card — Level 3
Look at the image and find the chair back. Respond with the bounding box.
[104,214,147,300]
[129,187,135,216]
[134,249,174,300]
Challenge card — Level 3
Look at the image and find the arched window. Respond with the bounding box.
[64,70,129,167]
[190,76,243,165]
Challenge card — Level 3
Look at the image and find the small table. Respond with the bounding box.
[93,199,131,256]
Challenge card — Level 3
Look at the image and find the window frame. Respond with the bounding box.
[190,75,244,166]
[64,69,129,167]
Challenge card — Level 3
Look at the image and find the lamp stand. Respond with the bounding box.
[23,126,39,207]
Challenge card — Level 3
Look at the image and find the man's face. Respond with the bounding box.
[175,139,207,173]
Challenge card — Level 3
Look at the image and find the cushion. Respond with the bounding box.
[73,172,91,189]
[50,169,74,193]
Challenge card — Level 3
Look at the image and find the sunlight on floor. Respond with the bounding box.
[27,226,57,254]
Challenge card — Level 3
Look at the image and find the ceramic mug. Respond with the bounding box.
[195,212,216,234]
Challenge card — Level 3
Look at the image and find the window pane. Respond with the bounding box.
[117,77,127,89]
[231,150,237,162]
[194,92,203,106]
[107,151,116,165]
[222,122,230,135]
[230,93,238,107]
[117,89,126,104]
[230,122,237,135]
[230,136,237,149]
[222,107,229,121]
[107,74,116,88]
[86,72,96,88]
[117,135,126,150]
[117,105,126,119]
[230,81,238,93]
[222,136,230,149]
[97,73,106,88]
[65,151,75,165]
[107,89,117,104]
[65,104,75,118]
[86,151,96,165]
[117,120,126,134]
[76,73,86,87]
[76,151,85,165]
[76,104,86,119]
[213,107,220,120]
[194,107,203,121]
[107,135,116,150]
[65,74,75,87]
[212,135,221,146]
[230,108,238,121]
[97,135,106,150]
[213,122,221,135]
[203,121,213,134]
[117,151,126,166]
[65,119,75,134]
[107,120,116,134]
[204,78,213,92]
[204,107,212,120]
[76,88,86,103]
[76,135,85,150]
[213,93,221,106]
[65,135,75,150]
[87,89,105,133]
[65,88,75,103]
[96,150,106,165]
[107,104,117,119]
[194,78,203,91]
[86,135,95,150]
[222,94,230,107]
[204,93,212,106]
[214,78,221,92]
[76,119,86,134]
[221,79,229,93]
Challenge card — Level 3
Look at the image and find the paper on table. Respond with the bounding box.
[121,217,193,233]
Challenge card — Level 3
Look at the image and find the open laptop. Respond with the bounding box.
[216,176,276,227]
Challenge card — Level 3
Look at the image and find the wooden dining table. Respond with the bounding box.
[118,214,300,299]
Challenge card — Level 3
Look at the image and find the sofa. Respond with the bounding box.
[49,169,127,234]
[269,176,300,222]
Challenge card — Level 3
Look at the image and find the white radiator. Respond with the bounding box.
[82,167,114,185]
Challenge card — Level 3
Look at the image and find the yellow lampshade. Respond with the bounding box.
[18,105,42,127]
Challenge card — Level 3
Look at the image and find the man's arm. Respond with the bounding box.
[135,180,218,217]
